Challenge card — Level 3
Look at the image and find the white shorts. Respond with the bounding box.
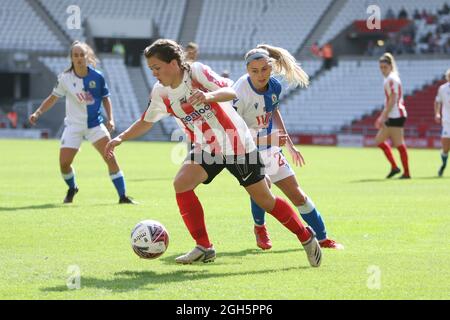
[259,146,295,183]
[442,122,450,139]
[61,123,110,149]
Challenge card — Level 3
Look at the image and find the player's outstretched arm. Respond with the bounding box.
[29,95,59,125]
[105,119,153,159]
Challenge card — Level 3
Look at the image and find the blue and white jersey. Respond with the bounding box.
[232,75,282,150]
[436,82,450,124]
[52,66,110,128]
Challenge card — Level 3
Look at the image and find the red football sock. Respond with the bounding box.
[378,142,398,169]
[397,144,410,176]
[176,190,211,248]
[268,197,311,243]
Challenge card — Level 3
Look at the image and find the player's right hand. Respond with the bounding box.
[105,137,122,159]
[29,112,40,126]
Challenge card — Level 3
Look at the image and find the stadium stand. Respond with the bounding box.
[0,0,65,52]
[345,79,447,137]
[196,0,332,55]
[282,58,450,134]
[319,0,449,46]
[38,0,186,42]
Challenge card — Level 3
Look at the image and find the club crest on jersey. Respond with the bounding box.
[254,103,259,110]
[272,94,279,106]
[89,81,96,89]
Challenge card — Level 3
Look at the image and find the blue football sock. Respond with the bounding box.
[251,198,266,226]
[110,171,126,197]
[298,197,327,241]
[62,169,77,189]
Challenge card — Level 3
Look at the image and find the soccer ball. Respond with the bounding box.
[130,220,169,259]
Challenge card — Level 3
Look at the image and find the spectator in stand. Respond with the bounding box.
[413,9,421,20]
[398,7,408,19]
[320,43,334,70]
[438,3,450,15]
[385,7,395,19]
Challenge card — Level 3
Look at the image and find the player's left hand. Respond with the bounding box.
[287,144,305,167]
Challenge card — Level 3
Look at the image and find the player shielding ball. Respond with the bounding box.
[375,53,411,179]
[434,68,450,177]
[29,41,135,204]
[105,39,322,267]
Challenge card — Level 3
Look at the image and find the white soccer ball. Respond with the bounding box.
[130,220,169,259]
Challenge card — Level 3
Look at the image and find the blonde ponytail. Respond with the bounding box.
[65,41,99,72]
[255,44,309,88]
[379,52,399,75]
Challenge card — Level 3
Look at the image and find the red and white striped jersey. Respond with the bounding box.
[383,72,407,119]
[142,62,256,155]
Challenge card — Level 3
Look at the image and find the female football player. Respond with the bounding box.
[105,39,322,267]
[434,68,450,177]
[375,53,410,179]
[29,41,135,204]
[232,44,343,251]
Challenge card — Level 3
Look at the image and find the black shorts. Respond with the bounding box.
[188,149,265,187]
[385,117,406,127]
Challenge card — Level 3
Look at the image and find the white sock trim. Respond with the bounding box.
[110,171,124,180]
[298,197,316,215]
[62,171,74,180]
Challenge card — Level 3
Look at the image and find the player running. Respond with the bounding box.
[105,39,322,267]
[375,53,411,179]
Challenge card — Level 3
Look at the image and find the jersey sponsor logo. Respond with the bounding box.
[75,91,95,105]
[180,104,214,125]
[256,112,272,128]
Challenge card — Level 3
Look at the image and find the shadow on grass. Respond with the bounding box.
[349,178,388,183]
[0,204,66,212]
[40,265,305,293]
[0,202,120,212]
[159,248,302,266]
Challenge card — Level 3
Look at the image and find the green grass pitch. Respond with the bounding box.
[0,139,448,299]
